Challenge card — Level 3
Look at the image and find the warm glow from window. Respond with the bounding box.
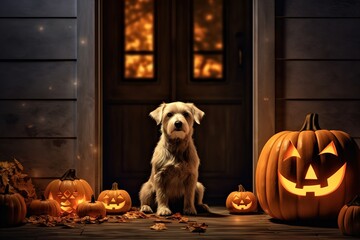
[124,0,154,78]
[193,0,223,79]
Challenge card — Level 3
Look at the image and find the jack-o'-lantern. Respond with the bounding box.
[226,185,257,213]
[255,113,360,221]
[44,169,93,214]
[338,195,360,236]
[98,182,131,214]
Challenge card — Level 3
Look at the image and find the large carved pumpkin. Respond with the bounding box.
[98,182,132,214]
[255,113,360,221]
[44,169,93,214]
[0,185,27,227]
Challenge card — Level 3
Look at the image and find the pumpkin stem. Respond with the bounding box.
[60,169,79,181]
[111,182,119,190]
[238,185,246,192]
[41,194,46,201]
[90,194,96,203]
[347,195,360,206]
[299,113,321,131]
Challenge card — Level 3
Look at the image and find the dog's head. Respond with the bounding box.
[150,102,204,140]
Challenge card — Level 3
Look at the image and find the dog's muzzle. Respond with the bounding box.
[174,121,183,130]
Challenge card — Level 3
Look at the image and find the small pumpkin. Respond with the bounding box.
[76,195,106,218]
[338,195,360,236]
[226,185,258,213]
[28,195,61,217]
[44,169,93,214]
[255,113,360,221]
[0,185,27,227]
[98,182,132,214]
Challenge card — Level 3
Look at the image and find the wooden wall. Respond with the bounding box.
[0,0,97,196]
[275,0,360,146]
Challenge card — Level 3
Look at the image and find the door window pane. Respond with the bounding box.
[193,0,223,80]
[124,0,154,78]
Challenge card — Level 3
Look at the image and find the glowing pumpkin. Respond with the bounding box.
[255,113,360,221]
[338,195,360,236]
[98,182,132,214]
[44,169,93,214]
[226,185,257,213]
[0,185,27,227]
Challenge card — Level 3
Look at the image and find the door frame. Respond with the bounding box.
[90,0,275,195]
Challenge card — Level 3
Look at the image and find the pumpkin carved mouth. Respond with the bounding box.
[105,200,126,210]
[278,163,347,197]
[231,201,253,210]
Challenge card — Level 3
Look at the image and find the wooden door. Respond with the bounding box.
[102,0,252,205]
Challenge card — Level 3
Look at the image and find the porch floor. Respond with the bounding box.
[0,206,352,239]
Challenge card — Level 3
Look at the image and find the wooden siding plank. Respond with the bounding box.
[276,19,360,59]
[0,61,77,99]
[0,139,75,179]
[276,100,360,137]
[0,19,76,59]
[0,101,76,138]
[276,61,360,99]
[276,0,360,17]
[0,0,76,18]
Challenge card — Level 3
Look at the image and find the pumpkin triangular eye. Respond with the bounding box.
[245,196,251,200]
[319,141,338,156]
[103,194,109,199]
[283,141,301,161]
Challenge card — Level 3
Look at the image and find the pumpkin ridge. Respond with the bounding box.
[257,131,290,218]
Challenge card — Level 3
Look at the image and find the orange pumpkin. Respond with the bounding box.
[28,195,61,217]
[226,185,257,213]
[98,182,132,214]
[255,113,360,221]
[44,169,93,214]
[0,185,27,227]
[76,195,106,218]
[338,195,360,236]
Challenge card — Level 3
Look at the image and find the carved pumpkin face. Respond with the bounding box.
[278,140,346,197]
[98,182,132,214]
[226,185,257,213]
[44,169,93,214]
[255,113,360,221]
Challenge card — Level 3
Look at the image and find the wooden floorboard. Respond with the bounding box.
[0,207,353,239]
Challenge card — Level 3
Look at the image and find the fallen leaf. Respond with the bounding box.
[150,223,167,231]
[183,222,208,233]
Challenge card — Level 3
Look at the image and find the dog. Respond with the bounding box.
[139,101,209,216]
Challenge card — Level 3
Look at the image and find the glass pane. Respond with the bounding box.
[125,0,154,51]
[193,0,223,51]
[194,54,222,78]
[125,54,154,78]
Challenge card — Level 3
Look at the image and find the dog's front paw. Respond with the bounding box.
[183,206,197,216]
[157,206,172,216]
[140,205,153,213]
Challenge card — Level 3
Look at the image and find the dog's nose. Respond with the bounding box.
[174,121,182,129]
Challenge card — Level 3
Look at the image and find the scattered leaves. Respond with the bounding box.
[0,158,36,205]
[183,222,208,233]
[123,210,148,219]
[27,214,108,227]
[150,223,167,231]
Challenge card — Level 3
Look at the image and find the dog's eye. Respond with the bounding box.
[183,112,189,117]
[166,112,173,118]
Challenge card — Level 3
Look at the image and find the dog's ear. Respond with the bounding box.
[149,103,166,125]
[187,103,205,124]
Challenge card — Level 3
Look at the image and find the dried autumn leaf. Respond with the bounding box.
[179,217,189,223]
[184,222,208,233]
[166,212,183,220]
[150,223,167,231]
[14,158,24,171]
